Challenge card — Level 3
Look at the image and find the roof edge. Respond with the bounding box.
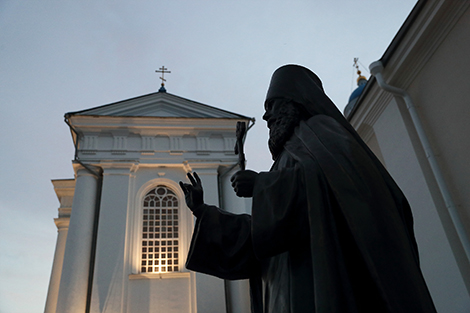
[65,91,253,120]
[67,115,255,121]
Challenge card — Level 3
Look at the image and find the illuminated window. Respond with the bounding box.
[141,185,180,273]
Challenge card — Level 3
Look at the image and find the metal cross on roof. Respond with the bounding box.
[353,58,360,74]
[155,66,171,87]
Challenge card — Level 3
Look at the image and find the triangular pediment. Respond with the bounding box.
[67,92,249,119]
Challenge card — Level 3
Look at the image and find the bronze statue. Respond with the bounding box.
[179,65,437,313]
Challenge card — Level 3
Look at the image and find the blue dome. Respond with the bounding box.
[344,77,367,117]
[348,79,367,102]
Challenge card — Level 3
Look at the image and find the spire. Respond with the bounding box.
[155,66,171,92]
[353,58,367,86]
[344,58,368,117]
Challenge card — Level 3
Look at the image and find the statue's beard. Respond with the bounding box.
[268,104,302,160]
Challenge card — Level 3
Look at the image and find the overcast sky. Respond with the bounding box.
[0,1,416,312]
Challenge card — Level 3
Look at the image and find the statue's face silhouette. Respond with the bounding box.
[263,98,301,160]
[263,98,285,130]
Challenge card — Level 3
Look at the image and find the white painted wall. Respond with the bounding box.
[127,275,192,312]
[370,100,468,312]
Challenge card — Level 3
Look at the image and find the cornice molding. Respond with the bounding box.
[68,115,249,132]
[54,217,70,230]
[72,163,102,177]
[383,0,470,88]
[51,179,75,196]
[58,207,72,218]
[101,163,139,176]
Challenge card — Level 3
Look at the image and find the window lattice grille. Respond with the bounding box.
[141,185,179,273]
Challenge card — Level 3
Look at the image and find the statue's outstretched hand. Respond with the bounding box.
[230,170,258,198]
[179,172,204,212]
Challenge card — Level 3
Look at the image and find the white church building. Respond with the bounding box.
[44,86,254,313]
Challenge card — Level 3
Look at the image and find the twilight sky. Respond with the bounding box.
[0,1,416,312]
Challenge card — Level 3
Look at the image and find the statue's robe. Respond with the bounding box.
[186,115,437,313]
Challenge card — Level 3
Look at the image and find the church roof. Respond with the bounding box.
[66,91,252,120]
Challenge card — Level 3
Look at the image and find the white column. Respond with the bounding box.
[220,166,251,313]
[89,166,133,313]
[44,218,69,313]
[56,168,100,313]
[194,167,219,206]
[189,166,227,313]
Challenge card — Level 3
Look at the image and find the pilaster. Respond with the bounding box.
[90,164,136,313]
[219,166,251,313]
[184,165,226,313]
[44,218,70,313]
[56,168,100,313]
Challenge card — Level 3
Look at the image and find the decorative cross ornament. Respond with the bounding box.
[353,58,361,76]
[155,66,171,87]
[235,121,247,170]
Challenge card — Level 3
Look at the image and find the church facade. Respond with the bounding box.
[346,0,470,312]
[44,90,253,313]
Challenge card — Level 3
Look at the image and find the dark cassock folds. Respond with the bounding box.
[184,65,437,313]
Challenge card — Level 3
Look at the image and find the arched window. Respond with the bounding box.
[141,185,179,273]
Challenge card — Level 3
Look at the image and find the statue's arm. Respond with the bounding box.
[185,204,261,280]
[180,172,261,280]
